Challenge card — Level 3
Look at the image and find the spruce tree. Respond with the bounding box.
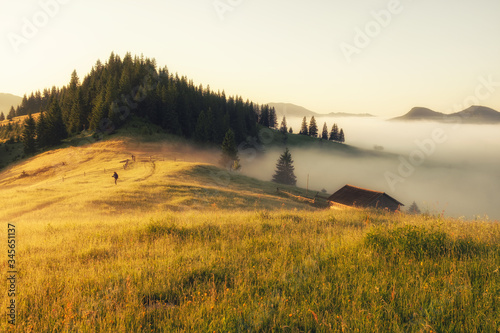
[36,111,49,148]
[329,123,339,141]
[272,147,297,186]
[269,107,277,128]
[7,106,15,120]
[321,122,328,140]
[68,88,84,134]
[0,112,4,121]
[46,98,67,146]
[279,116,288,134]
[289,127,293,134]
[194,110,208,142]
[408,201,421,214]
[339,129,345,143]
[259,106,270,127]
[299,117,308,135]
[22,114,37,155]
[220,129,240,170]
[308,116,318,137]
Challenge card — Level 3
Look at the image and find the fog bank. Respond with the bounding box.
[242,117,500,220]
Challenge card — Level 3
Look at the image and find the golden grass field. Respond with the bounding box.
[0,136,499,332]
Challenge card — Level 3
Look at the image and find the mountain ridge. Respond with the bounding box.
[0,93,22,114]
[268,102,375,118]
[392,105,500,124]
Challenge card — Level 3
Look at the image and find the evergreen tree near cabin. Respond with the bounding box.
[321,122,328,140]
[408,201,421,214]
[308,116,318,137]
[220,129,240,170]
[299,117,308,135]
[272,147,297,186]
[22,114,37,155]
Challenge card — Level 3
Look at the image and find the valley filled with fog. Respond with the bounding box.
[241,117,500,220]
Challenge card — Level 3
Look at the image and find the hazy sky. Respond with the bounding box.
[1,0,500,117]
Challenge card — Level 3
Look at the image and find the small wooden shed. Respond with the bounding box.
[328,185,404,212]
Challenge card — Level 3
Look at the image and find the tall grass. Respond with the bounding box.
[1,138,499,331]
[2,209,499,332]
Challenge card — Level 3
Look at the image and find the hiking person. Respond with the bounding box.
[112,172,118,185]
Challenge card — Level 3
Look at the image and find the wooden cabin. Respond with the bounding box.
[327,185,404,212]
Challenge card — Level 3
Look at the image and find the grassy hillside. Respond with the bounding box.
[0,137,499,332]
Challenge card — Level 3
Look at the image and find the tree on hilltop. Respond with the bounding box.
[269,107,277,129]
[7,106,15,120]
[329,123,339,141]
[299,117,308,136]
[339,129,345,143]
[321,122,328,140]
[22,114,36,155]
[279,116,288,134]
[45,98,67,146]
[308,116,318,137]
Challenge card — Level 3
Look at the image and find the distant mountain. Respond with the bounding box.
[392,106,500,124]
[326,112,374,118]
[268,103,318,117]
[268,102,374,118]
[453,106,500,123]
[0,93,22,113]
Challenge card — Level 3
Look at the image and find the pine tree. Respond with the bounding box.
[7,106,15,120]
[321,122,328,140]
[289,127,293,134]
[220,129,240,170]
[68,88,84,134]
[194,110,208,142]
[0,112,4,121]
[22,114,37,155]
[259,106,270,127]
[269,107,277,128]
[279,116,288,134]
[408,201,421,214]
[339,129,345,143]
[89,93,106,131]
[299,117,308,135]
[308,116,318,137]
[46,98,67,146]
[36,111,49,148]
[329,123,339,141]
[205,107,215,142]
[272,147,297,186]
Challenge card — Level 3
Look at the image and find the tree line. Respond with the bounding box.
[4,52,288,154]
[280,116,345,143]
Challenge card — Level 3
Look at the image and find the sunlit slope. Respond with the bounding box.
[0,139,316,224]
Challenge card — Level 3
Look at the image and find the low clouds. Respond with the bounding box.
[241,117,500,220]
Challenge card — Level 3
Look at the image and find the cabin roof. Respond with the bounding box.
[327,184,404,207]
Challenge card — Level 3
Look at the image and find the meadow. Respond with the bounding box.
[0,136,499,332]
